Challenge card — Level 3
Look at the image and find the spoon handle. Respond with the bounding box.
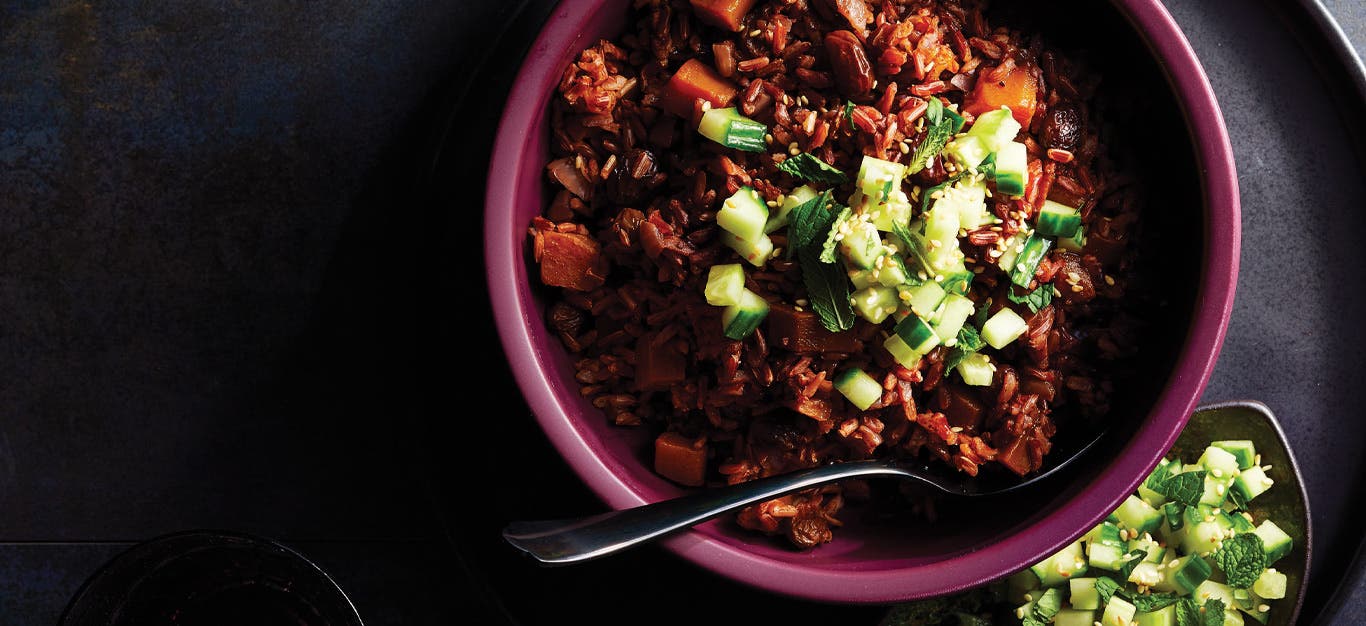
[502,459,908,564]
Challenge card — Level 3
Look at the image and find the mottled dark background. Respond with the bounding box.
[0,0,1363,624]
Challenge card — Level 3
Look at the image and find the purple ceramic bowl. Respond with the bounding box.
[485,0,1239,603]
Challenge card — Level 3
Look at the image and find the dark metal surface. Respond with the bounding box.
[0,0,1362,624]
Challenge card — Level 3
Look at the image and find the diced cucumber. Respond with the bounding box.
[931,178,990,230]
[923,203,961,251]
[1200,472,1234,507]
[982,307,1029,349]
[1037,200,1083,237]
[956,352,995,386]
[1238,601,1270,625]
[1153,555,1212,594]
[698,107,767,152]
[1223,609,1247,626]
[840,220,885,270]
[1054,609,1096,626]
[933,294,976,342]
[834,368,883,411]
[893,314,941,353]
[851,286,899,324]
[1101,595,1136,626]
[1253,521,1293,565]
[849,268,877,290]
[883,334,922,369]
[704,263,746,306]
[1252,568,1287,599]
[869,192,913,232]
[765,184,818,233]
[1010,232,1054,288]
[720,230,774,267]
[1194,580,1239,611]
[1182,511,1233,556]
[717,186,769,243]
[967,106,1023,152]
[1059,225,1087,253]
[1232,466,1274,503]
[1069,578,1101,610]
[1030,540,1088,587]
[1135,605,1177,626]
[905,281,947,318]
[877,253,911,286]
[1115,495,1163,536]
[722,289,770,340]
[854,155,907,200]
[1229,510,1256,533]
[1200,445,1242,478]
[993,140,1028,197]
[1087,542,1126,571]
[1138,482,1168,509]
[1128,562,1164,587]
[945,135,991,170]
[1129,536,1166,563]
[1088,521,1125,548]
[1212,440,1258,470]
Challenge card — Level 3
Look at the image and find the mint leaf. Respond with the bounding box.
[800,246,855,332]
[1176,598,1227,626]
[891,220,937,277]
[1006,283,1054,314]
[1163,502,1186,530]
[942,272,973,296]
[787,190,835,253]
[819,206,852,264]
[1145,459,1174,491]
[956,325,984,352]
[926,97,944,126]
[777,153,848,184]
[844,101,855,123]
[880,177,895,204]
[1160,470,1207,507]
[1094,577,1121,606]
[1122,589,1183,613]
[909,117,954,174]
[1213,533,1266,588]
[1225,483,1250,512]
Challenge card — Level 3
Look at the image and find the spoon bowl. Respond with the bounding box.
[504,425,1110,565]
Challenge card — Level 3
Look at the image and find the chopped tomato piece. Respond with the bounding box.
[538,230,607,291]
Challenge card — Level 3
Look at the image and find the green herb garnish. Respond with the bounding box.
[1212,533,1267,588]
[1159,470,1207,508]
[1006,283,1053,314]
[819,206,853,264]
[787,191,855,332]
[1094,576,1121,606]
[1020,588,1062,626]
[777,153,848,184]
[1117,549,1148,579]
[1176,598,1226,626]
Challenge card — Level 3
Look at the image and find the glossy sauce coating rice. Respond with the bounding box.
[528,0,1144,549]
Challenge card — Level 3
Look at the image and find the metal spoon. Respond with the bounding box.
[503,426,1109,565]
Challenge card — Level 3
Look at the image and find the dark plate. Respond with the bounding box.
[431,0,1366,624]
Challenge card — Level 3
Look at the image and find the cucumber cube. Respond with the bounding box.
[765,184,818,233]
[1232,466,1274,503]
[967,106,1023,152]
[945,135,991,170]
[1252,568,1287,599]
[1254,521,1293,565]
[721,289,770,340]
[905,281,947,318]
[955,352,995,386]
[1030,540,1088,587]
[839,220,885,270]
[1069,578,1101,610]
[851,286,899,324]
[1087,542,1126,571]
[1153,555,1212,594]
[849,268,877,290]
[993,140,1028,197]
[1135,605,1177,626]
[1006,568,1041,604]
[1054,609,1096,626]
[721,231,774,267]
[981,307,1028,349]
[893,314,941,353]
[1128,562,1164,587]
[1087,521,1125,548]
[1101,596,1137,626]
[834,368,883,411]
[933,294,976,342]
[1200,445,1242,478]
[883,334,922,369]
[1115,495,1163,535]
[717,187,769,243]
[1212,440,1258,470]
[704,263,746,306]
[877,254,911,287]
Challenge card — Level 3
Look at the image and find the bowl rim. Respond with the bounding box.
[484,0,1240,603]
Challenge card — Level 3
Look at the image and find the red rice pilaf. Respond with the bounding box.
[528,0,1143,549]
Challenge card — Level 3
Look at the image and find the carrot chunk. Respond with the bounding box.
[689,0,759,32]
[660,58,739,119]
[963,65,1038,127]
[635,333,686,391]
[654,432,707,486]
[538,230,607,292]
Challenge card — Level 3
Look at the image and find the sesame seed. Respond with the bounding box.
[1255,453,1262,464]
[795,298,809,306]
[950,426,963,432]
[789,146,801,156]
[1263,477,1275,487]
[899,142,911,154]
[1071,284,1084,292]
[834,233,845,241]
[793,305,804,311]
[1067,271,1081,282]
[929,239,942,248]
[1216,484,1226,495]
[1212,469,1223,478]
[764,133,774,144]
[1258,604,1270,613]
[1262,464,1273,471]
[748,29,762,37]
[1104,275,1116,286]
[917,271,928,281]
[766,200,778,208]
[935,274,944,282]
